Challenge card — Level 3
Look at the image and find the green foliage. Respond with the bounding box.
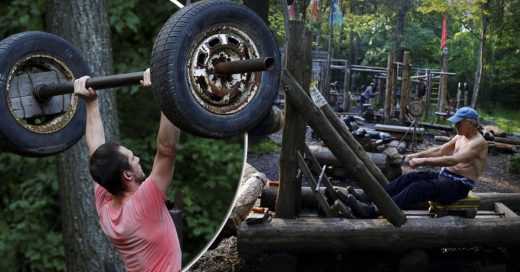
[479,107,520,134]
[0,154,65,271]
[172,136,244,264]
[507,154,520,175]
[248,138,281,157]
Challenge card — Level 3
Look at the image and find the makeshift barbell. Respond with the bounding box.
[0,0,281,157]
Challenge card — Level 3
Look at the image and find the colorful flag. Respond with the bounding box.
[311,0,319,23]
[441,14,448,48]
[330,0,343,28]
[288,2,296,20]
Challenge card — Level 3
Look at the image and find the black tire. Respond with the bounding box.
[151,0,280,138]
[0,31,89,157]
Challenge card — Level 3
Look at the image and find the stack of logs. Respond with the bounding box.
[435,125,520,154]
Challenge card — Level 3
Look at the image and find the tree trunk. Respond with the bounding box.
[394,0,409,61]
[471,2,489,108]
[46,0,123,271]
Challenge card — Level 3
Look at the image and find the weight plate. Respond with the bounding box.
[0,31,88,156]
[151,0,280,138]
[409,101,425,117]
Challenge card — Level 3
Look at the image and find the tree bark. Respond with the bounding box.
[394,0,409,61]
[238,216,520,260]
[277,21,312,218]
[46,0,123,271]
[471,2,489,108]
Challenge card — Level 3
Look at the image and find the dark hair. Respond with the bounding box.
[89,141,131,196]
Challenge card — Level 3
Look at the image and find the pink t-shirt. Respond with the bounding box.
[95,177,181,272]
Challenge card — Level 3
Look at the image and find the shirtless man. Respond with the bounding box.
[347,107,488,217]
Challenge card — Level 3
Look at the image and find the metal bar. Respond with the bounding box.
[213,57,274,75]
[34,71,145,100]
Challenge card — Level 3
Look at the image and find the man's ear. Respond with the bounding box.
[123,171,133,180]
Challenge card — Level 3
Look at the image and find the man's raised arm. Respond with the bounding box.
[74,76,105,156]
[150,112,181,194]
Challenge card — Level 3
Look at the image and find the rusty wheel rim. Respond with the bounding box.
[6,54,79,134]
[187,25,261,115]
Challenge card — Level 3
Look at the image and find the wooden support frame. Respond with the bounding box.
[282,70,406,226]
[296,152,338,217]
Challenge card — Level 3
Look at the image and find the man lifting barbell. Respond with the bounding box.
[74,69,182,271]
[345,107,488,218]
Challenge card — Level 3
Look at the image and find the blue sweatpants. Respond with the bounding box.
[384,170,471,209]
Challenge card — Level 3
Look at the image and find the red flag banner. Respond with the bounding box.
[311,0,319,23]
[441,15,447,49]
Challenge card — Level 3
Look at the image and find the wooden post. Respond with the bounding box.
[243,0,269,24]
[425,70,433,118]
[456,82,462,109]
[384,53,396,122]
[276,21,312,218]
[399,51,411,123]
[283,70,406,226]
[342,60,351,112]
[438,48,449,112]
[464,82,469,107]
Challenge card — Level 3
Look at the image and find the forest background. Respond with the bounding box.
[0,0,519,271]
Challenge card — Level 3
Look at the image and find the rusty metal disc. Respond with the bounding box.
[409,101,425,117]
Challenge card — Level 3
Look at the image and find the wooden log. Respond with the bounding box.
[277,21,312,218]
[238,217,520,260]
[494,136,520,146]
[320,103,389,186]
[495,202,519,218]
[261,187,520,213]
[434,136,451,143]
[309,145,389,168]
[495,142,520,153]
[399,51,411,123]
[248,106,283,137]
[283,70,406,226]
[375,124,424,134]
[225,173,268,231]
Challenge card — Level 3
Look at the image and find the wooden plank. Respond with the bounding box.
[283,70,406,226]
[495,202,519,218]
[238,217,520,260]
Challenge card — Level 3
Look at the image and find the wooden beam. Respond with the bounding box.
[320,104,389,186]
[276,21,312,218]
[282,70,406,226]
[399,51,411,122]
[238,217,520,260]
[495,202,519,218]
[296,152,338,217]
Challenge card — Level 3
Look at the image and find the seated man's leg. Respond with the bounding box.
[384,171,438,197]
[391,179,440,209]
[434,177,471,205]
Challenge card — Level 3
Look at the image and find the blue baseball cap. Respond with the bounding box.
[447,107,479,123]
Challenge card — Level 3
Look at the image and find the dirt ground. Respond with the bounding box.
[187,127,520,272]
